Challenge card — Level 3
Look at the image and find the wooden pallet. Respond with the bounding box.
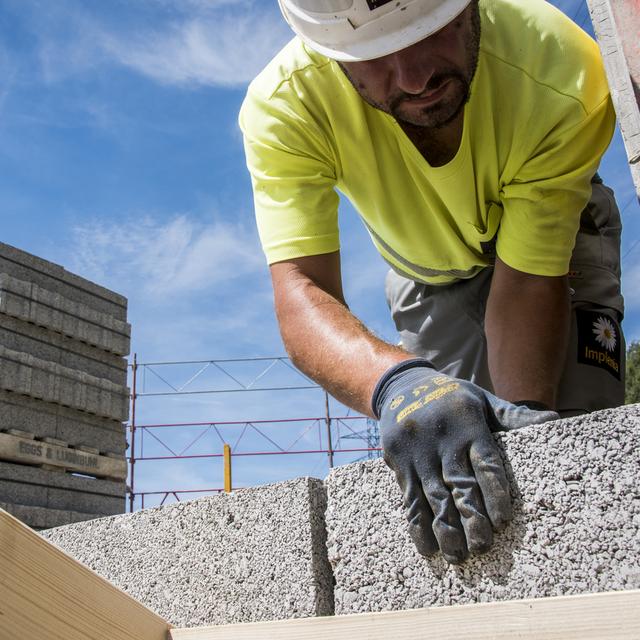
[0,430,126,481]
[1,508,638,640]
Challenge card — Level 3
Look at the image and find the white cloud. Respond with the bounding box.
[99,12,291,88]
[31,1,291,88]
[140,0,250,13]
[71,213,265,297]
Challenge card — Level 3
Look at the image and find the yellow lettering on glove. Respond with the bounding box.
[396,382,460,423]
[411,385,431,396]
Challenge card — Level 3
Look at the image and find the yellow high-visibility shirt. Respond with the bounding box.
[239,0,615,284]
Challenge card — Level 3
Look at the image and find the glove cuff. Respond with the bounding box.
[513,400,552,412]
[371,358,435,419]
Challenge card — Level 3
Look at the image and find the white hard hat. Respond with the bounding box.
[278,0,473,62]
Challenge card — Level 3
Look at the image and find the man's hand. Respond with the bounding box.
[373,359,559,564]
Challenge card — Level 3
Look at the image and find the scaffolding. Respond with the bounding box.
[127,355,381,511]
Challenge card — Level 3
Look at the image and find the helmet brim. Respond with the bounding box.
[286,0,474,62]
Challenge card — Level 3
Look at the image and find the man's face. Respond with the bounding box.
[339,2,481,129]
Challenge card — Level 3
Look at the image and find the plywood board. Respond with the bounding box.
[170,590,640,640]
[0,508,169,640]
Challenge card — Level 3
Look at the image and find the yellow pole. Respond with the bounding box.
[223,444,232,493]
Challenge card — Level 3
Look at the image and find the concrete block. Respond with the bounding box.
[0,475,125,515]
[0,459,125,492]
[0,345,129,421]
[0,476,48,507]
[0,313,127,385]
[0,390,127,455]
[55,421,127,456]
[326,405,640,614]
[0,501,102,530]
[44,485,125,514]
[42,477,334,627]
[0,241,127,321]
[0,272,131,355]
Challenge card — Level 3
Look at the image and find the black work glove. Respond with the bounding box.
[372,359,559,564]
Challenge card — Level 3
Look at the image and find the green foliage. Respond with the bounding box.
[626,341,640,404]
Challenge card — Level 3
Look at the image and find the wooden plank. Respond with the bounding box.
[587,0,640,198]
[0,508,170,640]
[609,0,640,101]
[0,431,127,480]
[170,590,640,640]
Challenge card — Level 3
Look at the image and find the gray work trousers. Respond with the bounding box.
[385,179,625,416]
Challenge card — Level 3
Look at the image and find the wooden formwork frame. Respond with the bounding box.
[1,509,638,640]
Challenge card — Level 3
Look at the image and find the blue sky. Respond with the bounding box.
[1,0,638,508]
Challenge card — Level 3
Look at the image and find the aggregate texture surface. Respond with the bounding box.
[0,272,131,356]
[326,405,640,614]
[0,313,127,385]
[0,345,129,421]
[43,477,334,627]
[0,390,127,454]
[0,460,126,516]
[0,501,101,529]
[0,241,127,320]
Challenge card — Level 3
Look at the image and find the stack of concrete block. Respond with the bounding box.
[0,242,131,529]
[43,477,334,627]
[41,407,639,627]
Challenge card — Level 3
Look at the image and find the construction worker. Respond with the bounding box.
[239,0,624,564]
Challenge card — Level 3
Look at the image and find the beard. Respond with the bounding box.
[341,2,481,130]
[389,69,472,128]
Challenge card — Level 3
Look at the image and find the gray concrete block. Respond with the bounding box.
[0,273,131,355]
[0,313,127,385]
[0,501,102,530]
[0,475,125,515]
[0,390,127,455]
[0,460,126,496]
[0,477,48,507]
[0,345,129,421]
[42,477,334,627]
[0,241,127,320]
[326,405,640,614]
[45,485,125,514]
[55,421,127,456]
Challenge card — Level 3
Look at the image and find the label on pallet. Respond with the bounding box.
[0,432,126,480]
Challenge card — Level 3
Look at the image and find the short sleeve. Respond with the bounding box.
[497,94,616,276]
[239,80,340,265]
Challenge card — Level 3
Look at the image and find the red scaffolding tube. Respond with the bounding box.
[127,355,380,512]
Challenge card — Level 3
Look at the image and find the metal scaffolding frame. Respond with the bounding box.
[127,355,380,511]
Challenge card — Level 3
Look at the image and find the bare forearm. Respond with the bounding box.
[273,263,411,417]
[485,259,570,408]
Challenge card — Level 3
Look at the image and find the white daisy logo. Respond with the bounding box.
[592,316,616,351]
